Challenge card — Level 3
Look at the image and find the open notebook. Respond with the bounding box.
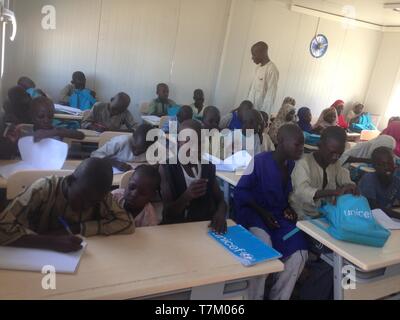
[209,225,282,267]
[0,242,87,274]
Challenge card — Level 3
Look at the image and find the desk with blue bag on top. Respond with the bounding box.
[297,220,400,300]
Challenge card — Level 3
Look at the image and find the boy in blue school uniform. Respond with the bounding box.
[59,71,96,111]
[358,146,400,219]
[220,100,254,130]
[234,124,308,300]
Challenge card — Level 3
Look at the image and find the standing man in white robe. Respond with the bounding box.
[248,41,279,115]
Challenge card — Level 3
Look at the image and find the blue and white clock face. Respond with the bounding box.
[310,34,328,58]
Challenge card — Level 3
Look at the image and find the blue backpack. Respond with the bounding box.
[313,195,390,247]
[350,113,377,133]
[304,132,321,145]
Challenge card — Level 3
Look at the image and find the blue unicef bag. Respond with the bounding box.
[350,113,377,133]
[304,132,321,145]
[314,195,390,247]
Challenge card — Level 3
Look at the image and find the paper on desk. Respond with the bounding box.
[54,104,83,116]
[203,150,252,172]
[0,137,68,179]
[0,241,87,274]
[372,209,400,230]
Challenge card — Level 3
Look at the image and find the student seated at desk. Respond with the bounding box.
[339,135,395,168]
[220,100,254,130]
[0,158,134,253]
[91,123,153,172]
[234,124,308,300]
[221,109,265,159]
[159,120,227,233]
[331,100,348,130]
[347,102,364,126]
[147,83,176,117]
[290,126,358,219]
[202,106,220,131]
[4,97,85,146]
[59,71,96,111]
[112,165,163,227]
[358,147,400,220]
[268,102,296,145]
[3,86,32,124]
[297,107,313,133]
[312,108,338,135]
[190,89,205,120]
[17,76,47,98]
[177,105,193,124]
[81,92,137,132]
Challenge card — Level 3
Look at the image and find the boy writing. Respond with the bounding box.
[0,158,134,252]
[82,92,137,132]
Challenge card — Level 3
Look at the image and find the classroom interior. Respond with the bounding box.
[1,0,400,301]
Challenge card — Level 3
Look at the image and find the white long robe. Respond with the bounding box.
[248,61,279,114]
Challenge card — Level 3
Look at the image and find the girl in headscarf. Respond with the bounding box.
[268,103,296,144]
[339,135,396,167]
[382,121,400,157]
[297,107,313,133]
[331,100,348,129]
[312,108,337,134]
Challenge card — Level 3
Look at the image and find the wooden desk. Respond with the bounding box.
[0,221,283,300]
[297,220,400,300]
[54,113,83,121]
[0,160,128,189]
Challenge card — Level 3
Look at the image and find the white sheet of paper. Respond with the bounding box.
[203,151,252,172]
[0,137,68,179]
[372,209,400,230]
[0,242,87,274]
[220,151,252,172]
[54,104,83,116]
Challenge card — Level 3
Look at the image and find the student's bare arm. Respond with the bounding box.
[209,180,227,234]
[33,129,84,142]
[56,128,85,140]
[9,235,83,253]
[314,184,359,201]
